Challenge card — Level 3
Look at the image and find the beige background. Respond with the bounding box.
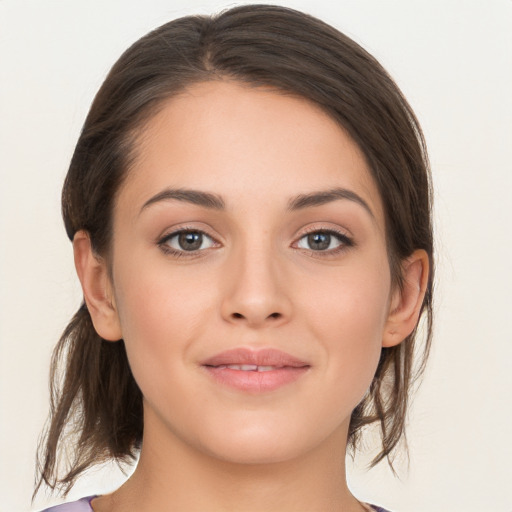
[1,0,511,510]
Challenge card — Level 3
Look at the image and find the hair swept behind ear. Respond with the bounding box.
[348,304,433,469]
[34,303,142,498]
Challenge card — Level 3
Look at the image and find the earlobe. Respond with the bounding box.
[382,249,429,348]
[73,230,122,341]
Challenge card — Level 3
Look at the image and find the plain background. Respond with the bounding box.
[1,1,511,511]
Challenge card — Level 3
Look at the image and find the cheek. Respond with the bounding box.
[111,260,214,390]
[302,258,391,395]
[305,257,391,338]
[115,245,213,332]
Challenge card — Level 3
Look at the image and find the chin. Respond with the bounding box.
[204,437,302,466]
[193,417,329,467]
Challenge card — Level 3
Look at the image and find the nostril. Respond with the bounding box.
[230,312,281,321]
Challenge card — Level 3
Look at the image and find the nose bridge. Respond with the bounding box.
[221,232,291,327]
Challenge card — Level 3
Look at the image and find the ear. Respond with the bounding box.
[73,230,122,341]
[382,249,430,348]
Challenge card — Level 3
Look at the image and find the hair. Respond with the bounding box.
[35,4,433,497]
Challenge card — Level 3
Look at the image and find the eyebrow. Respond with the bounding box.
[140,186,373,217]
[287,187,374,217]
[140,188,225,214]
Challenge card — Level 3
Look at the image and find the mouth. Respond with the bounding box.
[201,348,310,393]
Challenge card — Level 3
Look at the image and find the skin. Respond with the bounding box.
[74,81,428,512]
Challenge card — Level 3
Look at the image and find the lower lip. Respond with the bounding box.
[203,366,309,393]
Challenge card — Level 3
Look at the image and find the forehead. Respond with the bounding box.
[119,80,384,223]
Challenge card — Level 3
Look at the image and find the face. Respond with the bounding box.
[108,81,395,465]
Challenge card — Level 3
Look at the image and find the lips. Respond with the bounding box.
[201,348,310,393]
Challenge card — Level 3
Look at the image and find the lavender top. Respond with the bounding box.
[41,496,390,511]
[41,496,96,511]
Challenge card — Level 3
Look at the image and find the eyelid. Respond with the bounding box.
[295,224,353,242]
[156,222,220,243]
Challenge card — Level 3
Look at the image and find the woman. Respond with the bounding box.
[36,5,433,511]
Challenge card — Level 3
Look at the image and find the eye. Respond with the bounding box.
[295,230,352,253]
[159,230,217,254]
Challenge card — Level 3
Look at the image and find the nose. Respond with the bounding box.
[220,242,292,328]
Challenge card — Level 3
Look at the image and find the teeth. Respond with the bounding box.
[224,364,277,372]
[229,364,258,371]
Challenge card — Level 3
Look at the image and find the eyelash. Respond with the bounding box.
[157,227,354,258]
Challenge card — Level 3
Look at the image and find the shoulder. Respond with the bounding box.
[40,496,96,512]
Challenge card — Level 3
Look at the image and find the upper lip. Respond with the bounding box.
[202,348,309,368]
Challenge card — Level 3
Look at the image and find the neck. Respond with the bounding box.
[93,411,364,512]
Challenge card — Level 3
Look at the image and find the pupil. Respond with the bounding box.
[179,232,202,251]
[308,232,330,250]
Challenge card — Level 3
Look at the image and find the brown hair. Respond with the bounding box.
[35,4,433,496]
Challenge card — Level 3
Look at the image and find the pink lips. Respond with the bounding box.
[201,348,310,393]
